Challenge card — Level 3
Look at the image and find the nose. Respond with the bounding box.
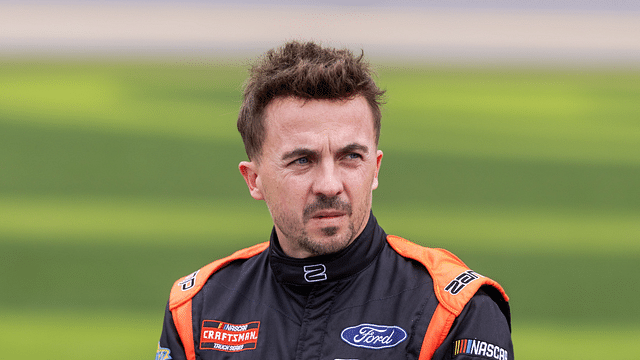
[312,159,343,197]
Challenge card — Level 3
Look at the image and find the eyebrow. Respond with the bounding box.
[339,143,369,156]
[281,148,318,162]
[281,143,369,162]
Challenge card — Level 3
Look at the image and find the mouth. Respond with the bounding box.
[303,195,352,224]
[310,210,346,220]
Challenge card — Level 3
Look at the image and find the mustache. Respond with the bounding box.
[303,195,352,220]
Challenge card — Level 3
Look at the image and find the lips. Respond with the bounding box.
[311,210,346,220]
[303,195,352,222]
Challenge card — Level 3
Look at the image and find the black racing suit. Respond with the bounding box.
[158,214,513,359]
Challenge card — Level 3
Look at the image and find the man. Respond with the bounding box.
[158,41,513,360]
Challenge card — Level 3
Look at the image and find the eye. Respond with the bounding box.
[346,153,362,160]
[292,157,309,165]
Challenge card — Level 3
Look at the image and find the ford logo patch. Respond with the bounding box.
[341,323,407,349]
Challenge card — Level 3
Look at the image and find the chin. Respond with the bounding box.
[298,222,357,256]
[320,226,340,236]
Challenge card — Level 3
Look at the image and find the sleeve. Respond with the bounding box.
[431,287,514,360]
[157,301,187,360]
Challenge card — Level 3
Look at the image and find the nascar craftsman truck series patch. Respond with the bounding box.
[200,320,260,352]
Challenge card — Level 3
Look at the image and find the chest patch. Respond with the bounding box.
[200,320,260,352]
[341,323,407,349]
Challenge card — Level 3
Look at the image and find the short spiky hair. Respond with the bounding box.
[237,41,385,161]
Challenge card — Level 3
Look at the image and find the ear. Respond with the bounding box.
[371,150,383,190]
[239,161,264,200]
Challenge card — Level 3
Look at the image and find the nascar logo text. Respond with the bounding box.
[453,339,508,360]
[200,320,260,352]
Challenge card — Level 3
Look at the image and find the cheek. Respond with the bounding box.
[348,166,376,187]
[346,167,377,203]
[265,175,307,206]
[284,178,310,202]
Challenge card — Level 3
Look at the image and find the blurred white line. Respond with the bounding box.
[1,3,639,64]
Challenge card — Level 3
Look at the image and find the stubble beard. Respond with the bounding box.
[296,222,357,257]
[276,195,358,257]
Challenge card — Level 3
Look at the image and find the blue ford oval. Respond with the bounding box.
[341,323,407,349]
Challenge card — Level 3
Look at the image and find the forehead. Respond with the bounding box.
[262,96,376,152]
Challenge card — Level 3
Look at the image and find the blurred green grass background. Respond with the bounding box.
[1,58,638,359]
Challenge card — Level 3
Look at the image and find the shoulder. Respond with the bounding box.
[437,288,513,359]
[386,235,509,317]
[168,242,269,311]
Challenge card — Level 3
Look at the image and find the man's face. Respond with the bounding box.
[239,96,383,258]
